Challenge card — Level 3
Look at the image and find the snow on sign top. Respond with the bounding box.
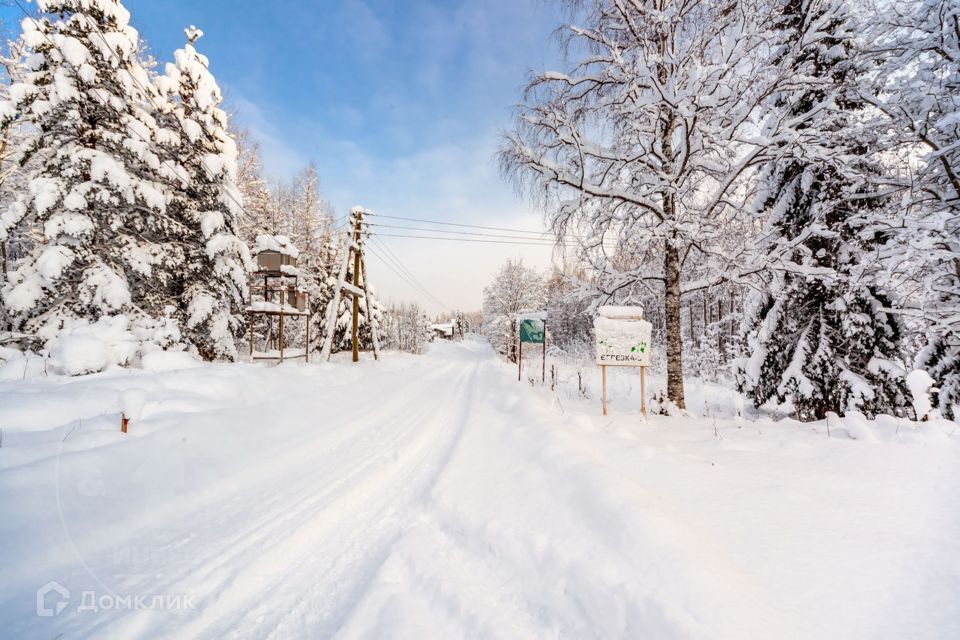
[517,310,547,321]
[597,305,643,320]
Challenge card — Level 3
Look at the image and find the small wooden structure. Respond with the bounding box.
[247,235,310,363]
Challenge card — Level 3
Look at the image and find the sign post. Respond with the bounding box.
[518,313,547,383]
[593,306,652,416]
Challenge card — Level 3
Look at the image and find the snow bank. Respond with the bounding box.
[139,349,200,371]
[49,316,136,375]
[907,369,936,420]
[0,341,955,639]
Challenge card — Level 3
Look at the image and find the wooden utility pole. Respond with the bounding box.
[351,212,362,363]
[320,207,381,363]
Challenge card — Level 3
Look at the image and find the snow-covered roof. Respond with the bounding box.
[253,234,299,258]
[597,305,643,320]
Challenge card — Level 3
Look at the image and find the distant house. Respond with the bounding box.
[430,322,455,340]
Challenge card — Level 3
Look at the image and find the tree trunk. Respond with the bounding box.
[664,242,686,409]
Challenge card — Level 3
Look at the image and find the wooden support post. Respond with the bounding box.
[121,413,128,434]
[351,213,362,364]
[279,305,285,363]
[542,320,547,384]
[359,253,380,361]
[305,295,311,363]
[249,313,254,361]
[640,367,647,417]
[602,365,608,416]
[518,336,523,381]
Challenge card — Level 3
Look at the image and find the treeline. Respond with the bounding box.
[495,0,958,421]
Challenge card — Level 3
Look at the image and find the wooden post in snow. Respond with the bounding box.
[518,332,523,381]
[602,365,608,416]
[640,367,647,417]
[542,319,547,384]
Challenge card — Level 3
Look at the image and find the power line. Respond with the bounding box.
[365,240,452,312]
[371,232,596,247]
[369,235,453,310]
[365,211,552,236]
[369,240,452,312]
[368,222,617,249]
[366,244,441,310]
[368,221,559,241]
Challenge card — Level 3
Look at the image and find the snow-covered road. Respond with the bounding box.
[1,339,958,639]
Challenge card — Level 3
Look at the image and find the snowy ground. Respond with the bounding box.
[0,338,958,639]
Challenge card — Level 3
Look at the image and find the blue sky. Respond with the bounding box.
[133,0,569,315]
[2,0,568,315]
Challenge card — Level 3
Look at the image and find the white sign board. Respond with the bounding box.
[594,308,653,367]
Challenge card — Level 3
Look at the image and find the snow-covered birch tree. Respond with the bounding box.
[482,258,546,362]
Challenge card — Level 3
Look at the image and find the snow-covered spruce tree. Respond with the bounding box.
[864,0,960,418]
[157,27,250,361]
[501,0,792,409]
[306,230,339,353]
[0,0,186,351]
[738,0,912,421]
[482,258,546,362]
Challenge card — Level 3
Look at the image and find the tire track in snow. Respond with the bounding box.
[60,351,481,639]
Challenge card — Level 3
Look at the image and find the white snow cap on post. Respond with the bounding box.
[120,388,148,422]
[598,306,643,320]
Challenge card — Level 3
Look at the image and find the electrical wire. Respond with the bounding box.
[368,221,561,241]
[371,232,568,247]
[365,211,552,236]
[365,240,452,312]
[369,235,453,310]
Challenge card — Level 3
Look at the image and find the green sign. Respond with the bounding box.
[519,318,545,344]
